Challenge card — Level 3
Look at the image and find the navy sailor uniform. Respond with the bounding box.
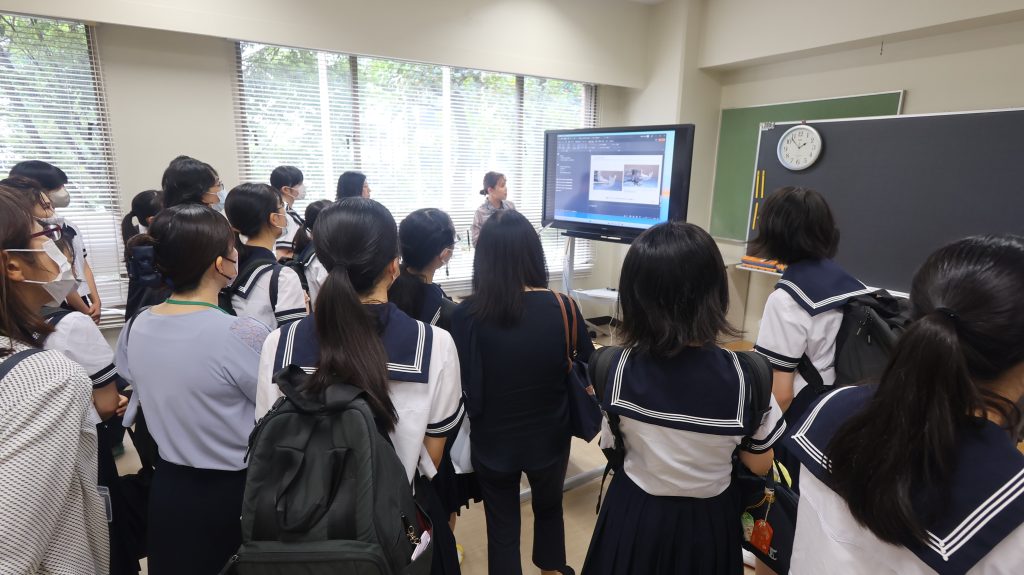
[254,303,465,574]
[275,207,305,253]
[229,246,308,328]
[582,345,787,575]
[786,385,1024,574]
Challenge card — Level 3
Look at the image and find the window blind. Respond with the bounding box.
[235,42,596,292]
[0,14,124,311]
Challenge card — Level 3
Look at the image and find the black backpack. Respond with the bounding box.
[219,255,282,316]
[281,244,316,296]
[797,289,911,394]
[220,365,433,575]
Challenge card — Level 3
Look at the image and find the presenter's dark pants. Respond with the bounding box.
[474,451,570,575]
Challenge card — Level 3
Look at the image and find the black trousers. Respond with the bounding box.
[474,452,570,575]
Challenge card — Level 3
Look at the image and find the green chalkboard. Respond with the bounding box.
[709,92,903,240]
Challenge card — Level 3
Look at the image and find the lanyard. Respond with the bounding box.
[164,298,228,314]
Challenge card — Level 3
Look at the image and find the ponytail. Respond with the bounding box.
[827,313,974,545]
[309,264,398,430]
[121,210,140,245]
[827,234,1024,546]
[306,198,402,430]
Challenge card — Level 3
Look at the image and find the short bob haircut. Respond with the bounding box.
[618,221,739,356]
[9,160,68,191]
[469,209,547,326]
[337,171,366,199]
[748,186,839,264]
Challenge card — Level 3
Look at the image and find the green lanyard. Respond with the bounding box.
[164,298,228,314]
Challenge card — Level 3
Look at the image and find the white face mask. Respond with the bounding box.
[5,238,77,306]
[47,187,71,208]
[289,185,306,201]
[40,215,65,226]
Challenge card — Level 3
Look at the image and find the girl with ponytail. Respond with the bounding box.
[290,199,331,304]
[255,197,464,574]
[120,189,163,245]
[116,204,271,574]
[389,208,458,330]
[786,234,1024,574]
[223,183,308,328]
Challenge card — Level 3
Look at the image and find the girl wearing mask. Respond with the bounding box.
[0,184,108,574]
[161,155,223,209]
[255,198,465,574]
[223,183,308,328]
[117,204,270,574]
[786,235,1024,573]
[269,165,307,260]
[9,161,102,324]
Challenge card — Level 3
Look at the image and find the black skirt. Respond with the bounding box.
[147,457,246,575]
[432,420,482,515]
[582,471,744,575]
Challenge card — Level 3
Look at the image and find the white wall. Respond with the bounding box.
[5,0,651,88]
[97,25,238,208]
[700,0,1024,69]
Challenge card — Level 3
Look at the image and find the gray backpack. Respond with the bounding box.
[220,365,432,575]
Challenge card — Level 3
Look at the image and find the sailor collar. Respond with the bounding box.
[597,346,758,436]
[787,385,1024,574]
[776,259,870,316]
[275,303,433,383]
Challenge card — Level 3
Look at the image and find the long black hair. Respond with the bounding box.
[126,204,235,294]
[310,197,399,429]
[224,183,283,263]
[469,209,547,326]
[618,222,740,356]
[162,155,218,208]
[389,208,456,318]
[748,186,839,264]
[292,199,332,257]
[121,190,163,245]
[827,234,1024,546]
[337,171,366,199]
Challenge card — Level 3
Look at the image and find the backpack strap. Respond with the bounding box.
[588,345,624,514]
[0,348,45,380]
[43,309,75,327]
[736,350,774,440]
[269,264,281,310]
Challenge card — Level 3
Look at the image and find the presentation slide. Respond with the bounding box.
[588,155,663,205]
[551,130,675,230]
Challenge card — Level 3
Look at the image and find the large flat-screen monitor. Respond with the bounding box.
[542,124,694,242]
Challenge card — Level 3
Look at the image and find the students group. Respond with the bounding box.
[0,156,1021,575]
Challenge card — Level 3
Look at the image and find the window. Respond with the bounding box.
[235,42,596,291]
[0,14,123,311]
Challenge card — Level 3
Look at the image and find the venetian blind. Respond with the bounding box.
[0,14,124,309]
[234,42,596,292]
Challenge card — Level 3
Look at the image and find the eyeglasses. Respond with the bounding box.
[30,224,62,242]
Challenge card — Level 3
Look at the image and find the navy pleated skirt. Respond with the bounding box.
[582,470,744,575]
[147,457,246,575]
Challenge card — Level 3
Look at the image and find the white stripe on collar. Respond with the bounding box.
[608,348,747,428]
[791,385,1024,563]
[777,279,872,310]
[387,321,426,374]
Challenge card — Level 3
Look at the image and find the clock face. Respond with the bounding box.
[777,125,822,171]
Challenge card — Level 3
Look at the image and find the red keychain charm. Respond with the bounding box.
[750,518,774,555]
